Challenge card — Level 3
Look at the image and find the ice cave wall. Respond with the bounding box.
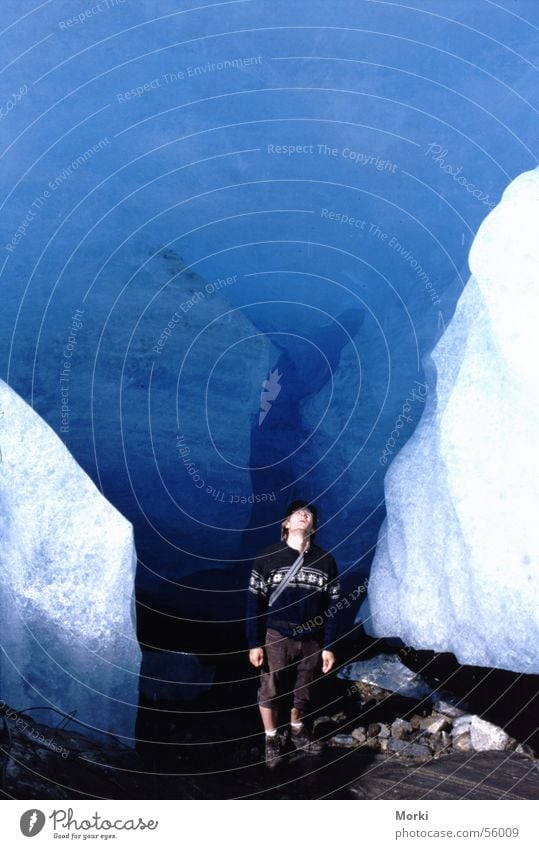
[0,0,537,589]
[0,379,141,743]
[364,168,539,674]
[1,241,278,582]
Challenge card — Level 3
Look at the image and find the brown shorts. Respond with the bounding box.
[258,628,323,710]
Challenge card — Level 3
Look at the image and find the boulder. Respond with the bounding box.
[469,716,511,752]
[419,714,451,734]
[351,727,367,743]
[432,700,467,719]
[387,738,431,760]
[452,734,473,752]
[331,734,356,748]
[391,718,413,739]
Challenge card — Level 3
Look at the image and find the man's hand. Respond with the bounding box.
[249,647,264,668]
[321,650,335,674]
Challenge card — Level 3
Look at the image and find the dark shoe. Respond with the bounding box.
[265,733,283,769]
[290,725,324,755]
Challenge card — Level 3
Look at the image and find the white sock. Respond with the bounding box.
[265,729,278,737]
[290,721,303,731]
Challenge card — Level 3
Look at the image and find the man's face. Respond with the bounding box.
[286,507,314,535]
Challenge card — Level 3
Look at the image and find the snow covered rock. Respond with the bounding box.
[469,717,511,752]
[365,168,539,674]
[450,715,512,752]
[0,379,141,744]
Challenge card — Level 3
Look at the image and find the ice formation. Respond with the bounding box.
[365,168,539,674]
[0,379,141,743]
[338,655,432,699]
[1,242,278,578]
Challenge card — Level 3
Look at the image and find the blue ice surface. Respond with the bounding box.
[0,0,537,618]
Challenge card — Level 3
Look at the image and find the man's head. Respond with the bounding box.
[281,500,318,542]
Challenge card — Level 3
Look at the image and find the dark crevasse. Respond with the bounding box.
[242,308,364,555]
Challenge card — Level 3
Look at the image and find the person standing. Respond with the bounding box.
[246,500,340,768]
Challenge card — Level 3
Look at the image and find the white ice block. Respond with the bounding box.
[0,379,141,743]
[365,168,539,674]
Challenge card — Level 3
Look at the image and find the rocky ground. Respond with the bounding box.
[320,685,536,761]
[1,636,538,799]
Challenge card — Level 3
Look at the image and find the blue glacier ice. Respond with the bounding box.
[0,379,141,743]
[364,168,539,674]
[0,0,537,629]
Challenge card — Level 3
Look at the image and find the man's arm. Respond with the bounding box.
[321,650,335,673]
[249,647,264,668]
[246,554,270,661]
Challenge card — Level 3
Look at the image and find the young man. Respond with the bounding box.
[246,500,340,768]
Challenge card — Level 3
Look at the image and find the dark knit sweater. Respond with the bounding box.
[246,541,341,650]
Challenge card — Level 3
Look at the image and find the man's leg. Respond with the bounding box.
[290,706,304,725]
[259,706,278,732]
[290,706,308,736]
[289,639,324,752]
[257,630,285,727]
[291,639,321,719]
[257,630,289,767]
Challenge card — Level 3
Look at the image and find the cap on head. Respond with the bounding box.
[281,499,318,541]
